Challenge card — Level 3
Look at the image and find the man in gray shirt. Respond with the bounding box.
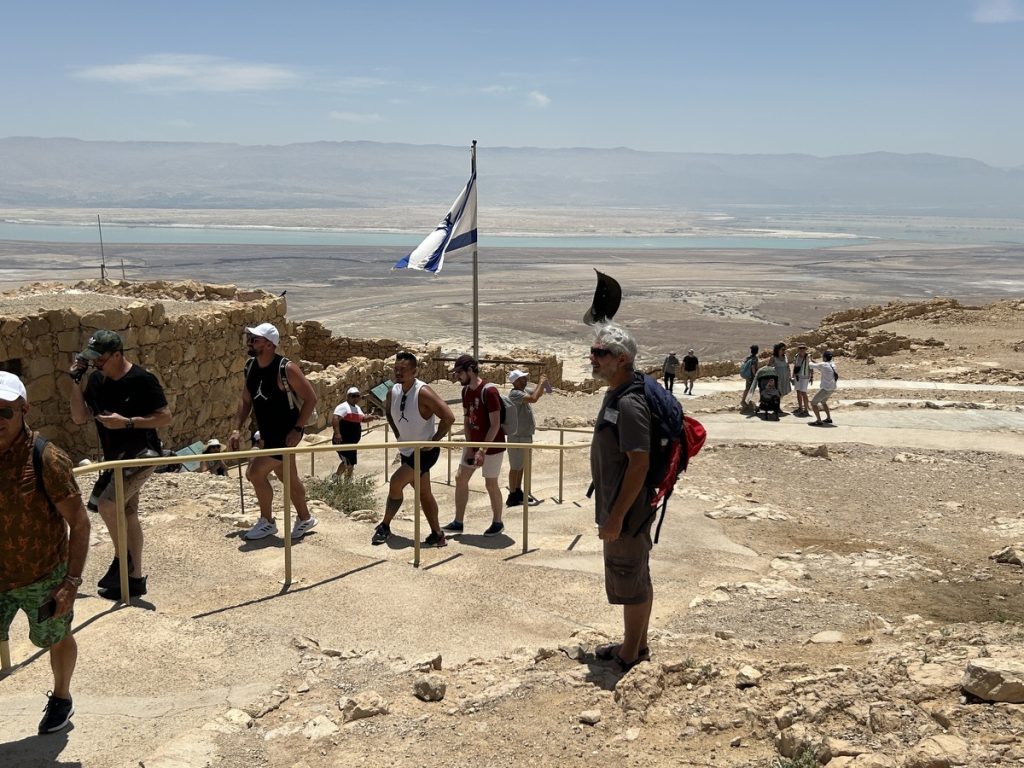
[589,323,653,674]
[505,369,548,507]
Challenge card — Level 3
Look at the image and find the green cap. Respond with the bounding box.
[80,330,123,360]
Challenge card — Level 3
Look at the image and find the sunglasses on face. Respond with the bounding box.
[92,354,113,369]
[590,347,614,358]
[0,405,22,420]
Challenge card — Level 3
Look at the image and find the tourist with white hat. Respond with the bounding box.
[505,368,549,508]
[1,371,91,734]
[332,386,379,479]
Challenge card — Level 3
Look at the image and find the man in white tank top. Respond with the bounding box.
[371,351,455,547]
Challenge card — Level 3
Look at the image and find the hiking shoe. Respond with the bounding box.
[291,516,318,541]
[483,521,505,537]
[824,417,833,424]
[38,692,74,735]
[243,518,278,540]
[423,530,447,548]
[98,575,147,601]
[371,523,391,545]
[505,489,523,507]
[441,519,464,532]
[97,552,133,590]
[808,420,824,427]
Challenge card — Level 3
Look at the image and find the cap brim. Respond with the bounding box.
[0,387,23,402]
[79,347,102,360]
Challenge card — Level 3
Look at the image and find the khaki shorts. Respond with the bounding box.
[460,448,504,479]
[88,464,157,514]
[506,435,532,471]
[602,510,654,605]
[811,389,834,405]
[0,563,72,648]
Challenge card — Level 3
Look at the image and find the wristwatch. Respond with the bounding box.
[64,575,83,588]
[125,417,135,429]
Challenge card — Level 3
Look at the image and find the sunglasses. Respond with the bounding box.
[398,393,409,422]
[0,405,22,420]
[92,354,113,369]
[590,347,615,358]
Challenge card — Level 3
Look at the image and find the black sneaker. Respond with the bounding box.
[97,575,147,601]
[371,523,391,546]
[505,490,523,508]
[441,519,464,532]
[97,553,133,590]
[824,417,833,424]
[483,521,505,537]
[423,530,447,548]
[38,692,74,734]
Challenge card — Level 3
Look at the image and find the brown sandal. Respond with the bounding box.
[595,643,650,662]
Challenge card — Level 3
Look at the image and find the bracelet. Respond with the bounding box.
[125,417,134,429]
[64,575,83,588]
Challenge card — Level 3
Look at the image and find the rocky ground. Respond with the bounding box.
[1,298,1023,768]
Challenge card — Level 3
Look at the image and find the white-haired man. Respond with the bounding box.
[589,323,654,673]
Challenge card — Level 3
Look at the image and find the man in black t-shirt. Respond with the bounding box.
[681,349,700,395]
[68,330,172,601]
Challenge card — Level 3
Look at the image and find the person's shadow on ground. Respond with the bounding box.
[449,533,514,550]
[0,728,81,768]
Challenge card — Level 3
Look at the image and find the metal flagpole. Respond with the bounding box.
[471,140,479,359]
[97,215,108,281]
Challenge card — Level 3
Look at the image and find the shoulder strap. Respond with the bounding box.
[32,435,56,511]
[243,357,254,378]
[278,356,291,392]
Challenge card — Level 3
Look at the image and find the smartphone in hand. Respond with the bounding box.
[543,380,553,394]
[37,598,57,623]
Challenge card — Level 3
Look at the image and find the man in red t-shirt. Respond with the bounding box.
[442,354,507,537]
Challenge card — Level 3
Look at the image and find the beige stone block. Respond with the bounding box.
[151,303,167,325]
[29,357,56,378]
[81,308,131,331]
[139,325,161,345]
[27,374,56,403]
[128,303,151,326]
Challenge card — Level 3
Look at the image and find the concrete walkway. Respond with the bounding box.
[681,378,1024,397]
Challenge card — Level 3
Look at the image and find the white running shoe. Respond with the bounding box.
[291,516,318,541]
[244,518,278,540]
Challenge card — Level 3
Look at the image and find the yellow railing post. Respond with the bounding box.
[383,426,389,483]
[310,444,315,476]
[413,448,421,568]
[558,429,565,504]
[446,431,452,485]
[282,453,293,586]
[522,447,531,554]
[0,640,11,673]
[114,467,130,605]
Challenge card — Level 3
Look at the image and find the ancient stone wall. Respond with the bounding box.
[0,280,285,460]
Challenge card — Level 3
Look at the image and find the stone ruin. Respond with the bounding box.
[0,280,564,461]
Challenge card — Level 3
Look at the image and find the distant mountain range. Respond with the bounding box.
[2,137,1023,215]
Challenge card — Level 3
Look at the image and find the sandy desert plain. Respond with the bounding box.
[1,208,1024,767]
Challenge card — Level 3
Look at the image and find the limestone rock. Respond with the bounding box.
[579,709,602,725]
[736,665,763,688]
[808,630,848,644]
[776,724,832,764]
[339,691,389,722]
[904,733,968,768]
[302,715,339,740]
[799,444,830,459]
[961,658,1024,703]
[990,546,1024,566]
[413,674,447,702]
[614,663,665,719]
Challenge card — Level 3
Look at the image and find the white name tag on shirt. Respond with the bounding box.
[603,408,619,425]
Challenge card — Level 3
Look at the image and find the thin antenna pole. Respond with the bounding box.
[471,140,479,359]
[97,215,107,281]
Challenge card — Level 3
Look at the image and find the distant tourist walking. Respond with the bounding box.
[1,372,91,735]
[792,343,812,417]
[589,324,654,673]
[371,351,455,547]
[67,330,171,600]
[807,351,839,427]
[772,342,792,405]
[739,345,760,409]
[443,354,507,537]
[332,387,378,479]
[681,349,700,395]
[505,368,548,507]
[662,352,680,393]
[228,323,318,542]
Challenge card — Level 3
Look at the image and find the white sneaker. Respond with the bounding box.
[291,516,318,541]
[244,518,278,540]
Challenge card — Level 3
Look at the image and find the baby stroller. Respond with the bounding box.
[753,366,782,420]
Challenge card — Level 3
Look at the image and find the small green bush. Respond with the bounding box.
[771,749,820,768]
[305,474,377,514]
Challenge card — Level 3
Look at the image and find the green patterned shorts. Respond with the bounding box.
[0,563,73,648]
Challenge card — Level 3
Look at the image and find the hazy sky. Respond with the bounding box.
[3,1,1022,166]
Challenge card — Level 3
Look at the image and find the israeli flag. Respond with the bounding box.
[393,172,477,274]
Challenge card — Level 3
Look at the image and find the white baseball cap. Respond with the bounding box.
[206,438,221,448]
[0,371,27,403]
[507,369,528,384]
[347,387,361,395]
[245,323,280,346]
